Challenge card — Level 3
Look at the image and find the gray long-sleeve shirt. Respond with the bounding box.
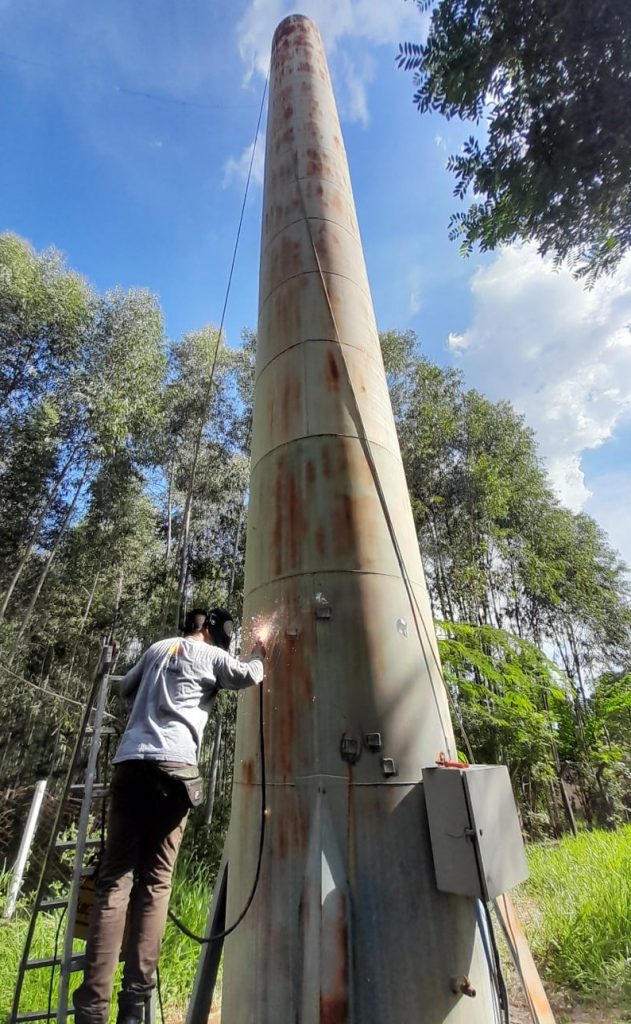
[113,636,264,766]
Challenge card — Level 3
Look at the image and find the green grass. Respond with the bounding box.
[3,828,630,1018]
[160,861,221,1018]
[0,863,218,1024]
[517,825,631,1002]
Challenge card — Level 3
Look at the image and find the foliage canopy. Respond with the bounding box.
[398,0,631,280]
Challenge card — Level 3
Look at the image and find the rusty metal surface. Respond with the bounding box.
[221,14,500,1023]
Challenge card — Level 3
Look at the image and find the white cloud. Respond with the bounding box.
[447,331,469,351]
[407,263,425,316]
[222,134,266,190]
[585,469,631,571]
[449,244,631,512]
[236,0,423,124]
[434,134,447,150]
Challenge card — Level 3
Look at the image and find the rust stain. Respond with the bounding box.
[270,593,313,774]
[275,658,295,777]
[325,349,340,391]
[305,147,324,177]
[279,235,302,278]
[298,61,313,74]
[275,812,288,859]
[286,469,307,570]
[319,894,349,1024]
[293,796,308,848]
[272,613,313,776]
[271,275,306,344]
[272,455,285,576]
[321,444,332,478]
[320,994,347,1024]
[242,759,255,786]
[286,470,300,567]
[306,459,316,485]
[273,19,297,45]
[315,527,326,557]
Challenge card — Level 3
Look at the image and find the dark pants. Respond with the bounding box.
[73,761,189,1024]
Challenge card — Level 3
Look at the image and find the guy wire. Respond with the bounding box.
[292,150,515,1016]
[291,151,457,760]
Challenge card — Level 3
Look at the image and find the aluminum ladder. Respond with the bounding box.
[8,642,139,1024]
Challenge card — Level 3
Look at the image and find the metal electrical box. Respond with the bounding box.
[423,764,528,900]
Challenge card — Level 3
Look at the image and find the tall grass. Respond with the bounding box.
[160,860,220,1018]
[4,829,629,1018]
[0,864,217,1024]
[518,826,631,1001]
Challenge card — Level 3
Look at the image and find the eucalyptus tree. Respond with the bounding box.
[399,0,631,280]
[0,234,93,619]
[0,237,167,648]
[160,326,255,629]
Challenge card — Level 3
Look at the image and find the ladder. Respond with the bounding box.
[10,641,123,1024]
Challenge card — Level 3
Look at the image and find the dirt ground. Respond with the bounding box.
[205,993,630,1023]
[508,975,630,1024]
[202,973,629,1023]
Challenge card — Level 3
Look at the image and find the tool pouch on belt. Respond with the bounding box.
[155,764,204,809]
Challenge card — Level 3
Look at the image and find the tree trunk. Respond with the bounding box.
[174,485,193,628]
[63,571,100,690]
[204,715,223,827]
[227,496,247,607]
[0,439,84,621]
[11,463,92,653]
[165,459,174,562]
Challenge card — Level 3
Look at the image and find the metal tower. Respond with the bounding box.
[222,14,498,1022]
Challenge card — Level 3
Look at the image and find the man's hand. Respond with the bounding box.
[251,640,267,660]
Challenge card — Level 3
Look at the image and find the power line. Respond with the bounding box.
[0,49,256,113]
[0,663,121,721]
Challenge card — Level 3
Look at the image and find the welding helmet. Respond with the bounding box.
[206,607,234,651]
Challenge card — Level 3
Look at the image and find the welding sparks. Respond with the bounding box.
[250,611,279,646]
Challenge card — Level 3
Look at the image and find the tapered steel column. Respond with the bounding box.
[222,15,496,1022]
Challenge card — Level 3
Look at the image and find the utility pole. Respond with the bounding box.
[220,14,506,1022]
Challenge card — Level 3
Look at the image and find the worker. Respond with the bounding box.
[73,607,265,1024]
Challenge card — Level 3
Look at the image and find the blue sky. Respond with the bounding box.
[2,0,630,568]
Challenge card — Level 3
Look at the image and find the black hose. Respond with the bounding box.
[484,900,511,1024]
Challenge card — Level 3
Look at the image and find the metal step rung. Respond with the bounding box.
[86,726,117,735]
[39,898,68,911]
[25,954,84,971]
[15,1010,76,1022]
[69,785,109,799]
[55,838,103,851]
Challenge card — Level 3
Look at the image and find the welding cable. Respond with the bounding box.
[155,963,166,1024]
[475,899,505,1024]
[167,673,267,942]
[47,904,67,1021]
[493,894,542,1024]
[483,900,511,1024]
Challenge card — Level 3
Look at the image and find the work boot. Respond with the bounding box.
[116,997,147,1024]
